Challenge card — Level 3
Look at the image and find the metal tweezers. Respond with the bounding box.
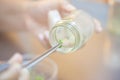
[0,43,61,73]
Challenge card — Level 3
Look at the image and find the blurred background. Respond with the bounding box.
[0,0,120,80]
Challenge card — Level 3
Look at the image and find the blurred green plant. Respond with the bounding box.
[35,75,44,80]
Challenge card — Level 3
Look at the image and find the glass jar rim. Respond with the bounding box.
[49,20,84,53]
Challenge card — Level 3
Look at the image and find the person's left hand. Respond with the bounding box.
[25,0,77,48]
[25,0,102,48]
[0,0,102,48]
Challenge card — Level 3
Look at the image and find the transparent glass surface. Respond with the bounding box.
[30,58,58,80]
[108,0,120,36]
[49,10,94,53]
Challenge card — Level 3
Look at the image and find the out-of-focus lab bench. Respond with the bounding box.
[0,0,111,80]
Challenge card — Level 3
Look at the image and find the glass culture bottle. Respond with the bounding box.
[48,10,95,53]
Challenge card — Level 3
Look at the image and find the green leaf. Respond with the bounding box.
[35,76,44,80]
[58,40,63,48]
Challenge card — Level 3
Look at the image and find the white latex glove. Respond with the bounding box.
[0,53,29,80]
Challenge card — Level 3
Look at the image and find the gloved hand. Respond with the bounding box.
[0,53,29,80]
[0,0,102,48]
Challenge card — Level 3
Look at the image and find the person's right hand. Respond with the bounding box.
[0,53,29,80]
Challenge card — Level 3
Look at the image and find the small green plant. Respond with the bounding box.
[35,76,44,80]
[58,40,63,48]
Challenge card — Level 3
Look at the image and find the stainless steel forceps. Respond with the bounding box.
[0,43,61,73]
